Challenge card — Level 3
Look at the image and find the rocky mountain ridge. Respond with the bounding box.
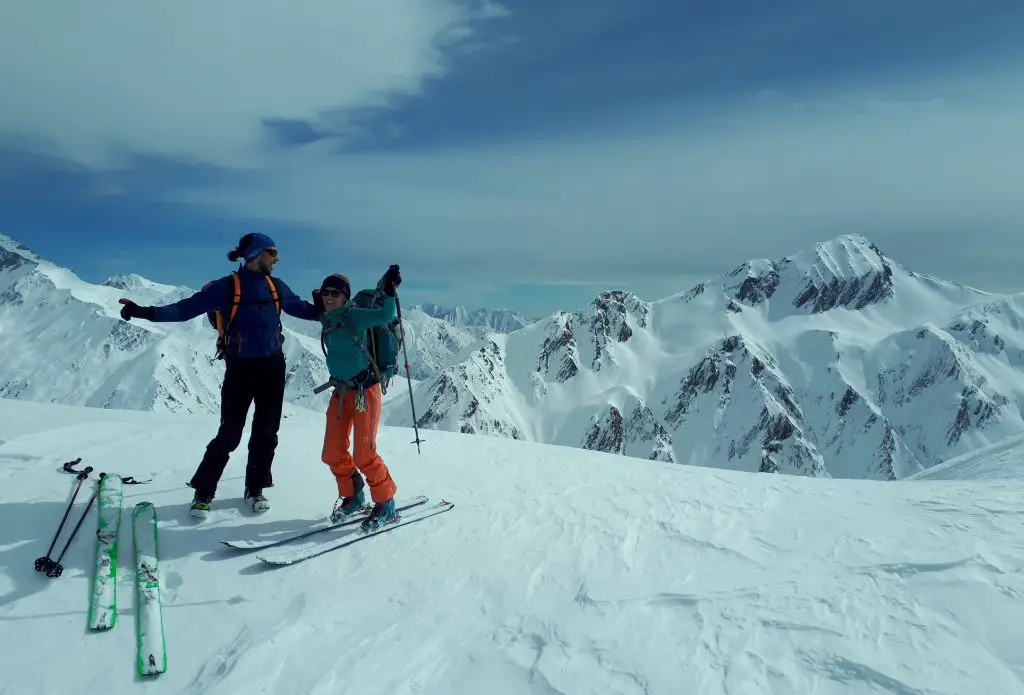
[383,234,1024,479]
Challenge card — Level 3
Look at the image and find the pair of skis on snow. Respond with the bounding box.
[37,460,167,677]
[87,472,167,678]
[220,494,454,565]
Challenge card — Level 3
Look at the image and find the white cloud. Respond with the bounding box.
[6,4,1024,299]
[0,0,501,167]
[181,70,1024,292]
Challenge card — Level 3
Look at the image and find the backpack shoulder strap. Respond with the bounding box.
[212,272,241,360]
[225,272,242,327]
[343,305,383,385]
[264,275,281,315]
[320,305,383,385]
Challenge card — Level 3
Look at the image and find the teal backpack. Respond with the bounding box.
[322,288,403,394]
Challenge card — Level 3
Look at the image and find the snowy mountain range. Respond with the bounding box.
[383,234,1024,480]
[7,231,1024,481]
[411,303,535,334]
[0,234,522,415]
[399,304,535,381]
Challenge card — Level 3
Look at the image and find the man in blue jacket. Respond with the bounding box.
[118,232,321,519]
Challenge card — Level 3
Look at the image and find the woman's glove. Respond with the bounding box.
[383,264,401,297]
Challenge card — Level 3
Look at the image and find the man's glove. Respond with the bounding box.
[118,298,156,321]
[383,264,401,297]
[312,289,324,312]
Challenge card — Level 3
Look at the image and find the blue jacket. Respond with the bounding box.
[151,266,320,358]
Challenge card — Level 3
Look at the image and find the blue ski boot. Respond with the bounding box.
[361,498,398,532]
[330,488,366,523]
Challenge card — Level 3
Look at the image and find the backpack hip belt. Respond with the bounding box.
[313,376,370,414]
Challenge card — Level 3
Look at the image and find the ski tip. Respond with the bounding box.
[133,501,158,519]
[221,540,260,550]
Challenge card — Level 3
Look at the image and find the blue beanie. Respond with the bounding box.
[241,233,276,261]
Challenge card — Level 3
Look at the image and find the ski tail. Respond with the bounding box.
[133,502,166,676]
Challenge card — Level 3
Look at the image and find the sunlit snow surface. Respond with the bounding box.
[1,398,1022,694]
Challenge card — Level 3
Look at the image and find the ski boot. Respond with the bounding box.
[361,498,398,533]
[330,488,366,523]
[245,488,270,513]
[190,493,213,520]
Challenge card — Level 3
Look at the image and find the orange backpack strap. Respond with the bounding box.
[264,275,281,315]
[226,272,242,326]
[214,273,242,359]
[213,273,277,359]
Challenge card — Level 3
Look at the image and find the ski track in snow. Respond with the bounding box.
[1,400,1023,694]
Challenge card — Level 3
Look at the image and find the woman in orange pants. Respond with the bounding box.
[316,266,402,532]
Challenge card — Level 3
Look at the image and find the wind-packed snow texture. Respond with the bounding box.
[0,398,1022,694]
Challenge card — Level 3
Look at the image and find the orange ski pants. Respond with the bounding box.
[321,384,397,503]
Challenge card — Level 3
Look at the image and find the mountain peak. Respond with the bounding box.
[101,273,158,290]
[0,233,44,267]
[787,233,889,281]
[715,233,896,316]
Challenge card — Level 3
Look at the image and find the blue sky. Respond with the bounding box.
[3,0,1024,317]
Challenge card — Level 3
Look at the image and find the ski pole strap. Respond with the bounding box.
[122,476,151,485]
[62,458,93,476]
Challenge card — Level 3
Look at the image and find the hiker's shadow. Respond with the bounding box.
[0,479,327,616]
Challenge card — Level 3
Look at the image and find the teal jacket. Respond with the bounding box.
[320,295,397,383]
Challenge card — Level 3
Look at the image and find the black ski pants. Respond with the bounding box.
[189,352,286,499]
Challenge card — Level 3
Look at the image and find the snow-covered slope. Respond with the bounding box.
[0,234,365,414]
[388,234,1024,479]
[411,303,535,335]
[396,309,481,381]
[398,304,536,380]
[1,398,1022,694]
[0,234,521,413]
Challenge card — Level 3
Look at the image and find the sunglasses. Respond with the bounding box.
[263,247,279,259]
[320,288,345,298]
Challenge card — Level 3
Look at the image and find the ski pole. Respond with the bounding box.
[395,293,425,453]
[36,466,93,573]
[44,473,103,578]
[66,456,149,484]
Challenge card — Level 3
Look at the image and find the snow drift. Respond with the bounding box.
[0,398,1022,694]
